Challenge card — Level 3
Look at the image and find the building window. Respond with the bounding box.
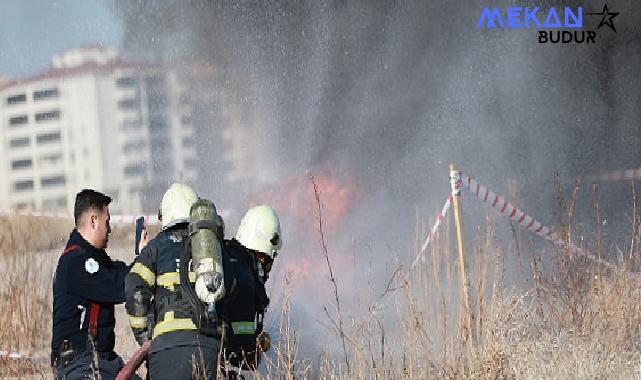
[33,88,59,100]
[37,131,61,144]
[35,110,61,122]
[9,115,28,126]
[43,197,67,209]
[150,120,167,130]
[124,163,145,176]
[118,98,138,110]
[42,197,67,210]
[9,137,30,148]
[123,141,146,153]
[122,119,141,130]
[39,153,63,166]
[7,94,26,105]
[41,175,66,187]
[184,159,198,170]
[11,159,32,170]
[13,180,34,192]
[179,93,190,104]
[116,77,137,87]
[14,202,35,211]
[182,136,195,148]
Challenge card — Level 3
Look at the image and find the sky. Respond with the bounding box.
[0,0,122,79]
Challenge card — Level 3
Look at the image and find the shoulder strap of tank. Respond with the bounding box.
[179,238,200,311]
[179,236,220,337]
[243,250,269,312]
[188,220,219,236]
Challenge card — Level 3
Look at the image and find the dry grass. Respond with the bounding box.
[260,179,641,379]
[0,215,72,256]
[2,181,641,379]
[0,216,150,378]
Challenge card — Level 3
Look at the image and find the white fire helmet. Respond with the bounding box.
[160,183,198,229]
[235,205,282,258]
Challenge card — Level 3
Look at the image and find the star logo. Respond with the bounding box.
[588,4,619,33]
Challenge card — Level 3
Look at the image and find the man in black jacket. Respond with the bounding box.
[51,189,144,379]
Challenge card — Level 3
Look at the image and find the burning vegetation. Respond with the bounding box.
[247,167,363,284]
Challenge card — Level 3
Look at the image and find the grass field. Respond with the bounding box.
[1,185,641,379]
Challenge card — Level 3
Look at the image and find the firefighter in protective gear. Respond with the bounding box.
[217,205,281,373]
[159,182,200,229]
[235,205,281,283]
[125,183,223,379]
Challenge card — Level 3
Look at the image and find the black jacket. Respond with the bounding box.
[125,225,199,347]
[51,229,128,357]
[216,239,269,368]
[125,229,269,366]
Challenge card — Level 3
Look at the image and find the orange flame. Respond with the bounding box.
[247,166,363,285]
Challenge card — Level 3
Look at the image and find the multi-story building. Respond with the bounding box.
[174,61,279,207]
[0,45,199,215]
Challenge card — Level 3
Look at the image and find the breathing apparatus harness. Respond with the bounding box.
[178,199,226,337]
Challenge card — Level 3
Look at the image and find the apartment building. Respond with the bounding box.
[0,45,198,215]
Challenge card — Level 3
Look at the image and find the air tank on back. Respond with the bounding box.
[189,199,225,304]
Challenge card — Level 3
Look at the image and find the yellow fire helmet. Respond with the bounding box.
[235,205,282,258]
[160,183,198,229]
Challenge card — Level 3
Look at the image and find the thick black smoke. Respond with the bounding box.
[112,0,641,358]
[113,0,640,214]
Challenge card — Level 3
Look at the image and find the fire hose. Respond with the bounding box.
[115,341,151,380]
[0,343,150,379]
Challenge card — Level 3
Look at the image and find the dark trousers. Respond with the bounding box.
[148,332,220,379]
[55,351,124,380]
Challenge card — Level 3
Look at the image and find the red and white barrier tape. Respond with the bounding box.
[1,350,26,360]
[0,350,44,361]
[409,171,558,272]
[0,210,72,220]
[587,168,641,182]
[410,194,453,271]
[110,214,161,225]
[461,172,622,272]
[2,209,231,225]
[0,210,162,225]
[461,174,559,242]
